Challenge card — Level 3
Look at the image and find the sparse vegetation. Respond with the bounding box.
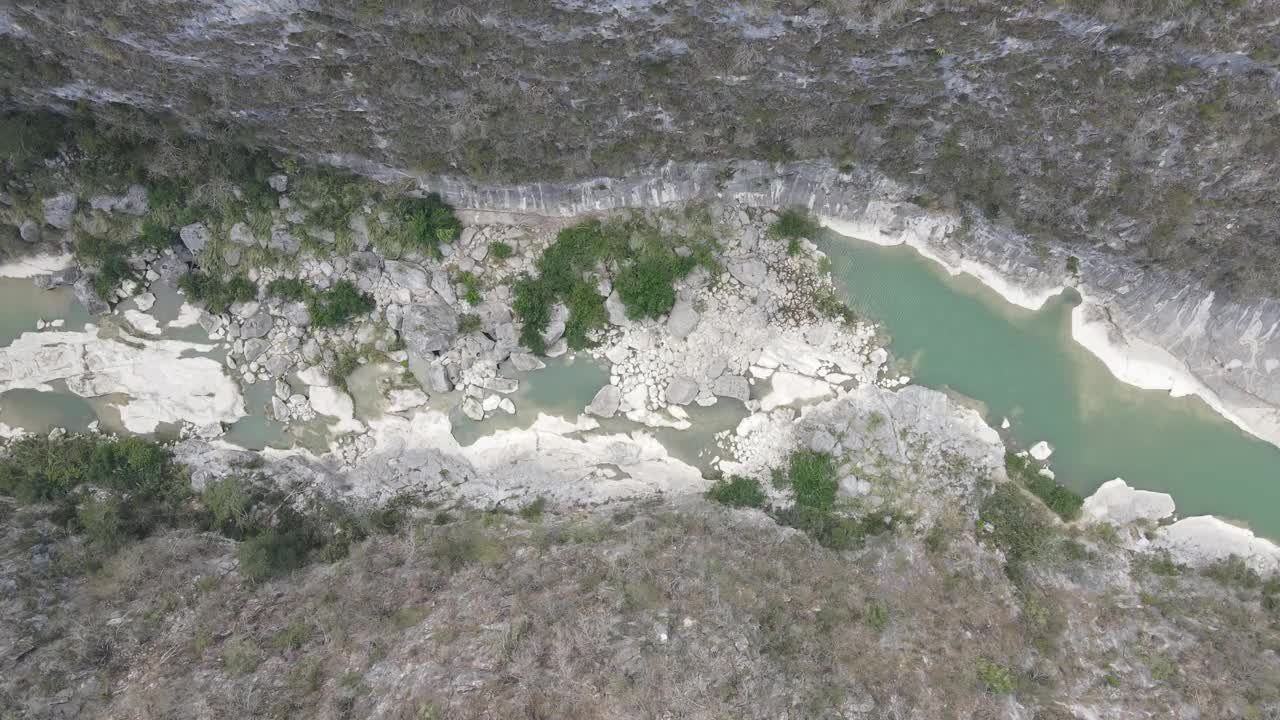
[458,313,481,334]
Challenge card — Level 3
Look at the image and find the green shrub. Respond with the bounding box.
[328,350,361,389]
[787,449,838,511]
[458,314,482,334]
[306,279,375,327]
[1202,555,1262,590]
[178,271,257,315]
[978,483,1056,580]
[865,603,889,634]
[774,505,886,551]
[489,241,514,260]
[395,194,462,256]
[238,529,309,582]
[563,281,607,349]
[706,476,767,509]
[456,271,481,306]
[203,476,251,536]
[976,657,1016,694]
[614,253,694,319]
[513,276,555,354]
[1004,452,1083,521]
[514,218,690,354]
[78,495,126,550]
[518,496,547,520]
[266,277,308,302]
[769,208,822,240]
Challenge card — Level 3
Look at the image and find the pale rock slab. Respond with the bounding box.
[1081,479,1175,525]
[588,385,622,418]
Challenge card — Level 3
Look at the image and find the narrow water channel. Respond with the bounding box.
[821,233,1280,539]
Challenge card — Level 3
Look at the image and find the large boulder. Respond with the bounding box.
[42,193,77,230]
[384,260,433,296]
[711,374,750,402]
[239,311,273,339]
[588,384,622,418]
[666,299,700,339]
[665,376,699,405]
[401,298,458,358]
[180,223,211,255]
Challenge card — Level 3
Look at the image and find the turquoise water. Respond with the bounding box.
[822,235,1280,539]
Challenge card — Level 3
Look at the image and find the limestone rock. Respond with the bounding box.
[1029,441,1053,461]
[180,223,211,255]
[462,397,484,421]
[278,302,311,328]
[350,214,371,251]
[42,193,77,230]
[542,303,569,345]
[588,385,622,418]
[240,312,273,339]
[729,258,767,287]
[229,222,259,247]
[1082,479,1176,525]
[269,223,300,254]
[89,185,148,216]
[426,363,453,393]
[509,352,545,372]
[18,219,40,244]
[386,388,429,413]
[665,376,699,405]
[134,293,156,312]
[605,290,629,326]
[268,174,288,192]
[711,374,750,402]
[223,245,242,267]
[401,300,458,357]
[666,299,700,339]
[384,260,433,295]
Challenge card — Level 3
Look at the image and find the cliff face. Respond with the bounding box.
[2,0,1279,296]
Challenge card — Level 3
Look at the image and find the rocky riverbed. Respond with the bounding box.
[2,167,1279,577]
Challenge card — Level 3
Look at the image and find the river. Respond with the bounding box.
[2,235,1278,539]
[821,232,1280,539]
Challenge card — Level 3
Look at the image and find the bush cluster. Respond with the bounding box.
[305,279,376,328]
[705,476,767,509]
[1004,452,1083,521]
[178,271,258,314]
[513,217,711,354]
[704,449,894,551]
[0,434,420,581]
[394,194,462,257]
[265,276,375,327]
[0,435,186,548]
[978,483,1056,582]
[768,208,823,241]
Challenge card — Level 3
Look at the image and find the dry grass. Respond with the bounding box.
[2,496,1277,719]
